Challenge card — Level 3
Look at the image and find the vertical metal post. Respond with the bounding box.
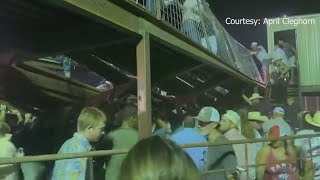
[308,137,313,162]
[136,32,152,139]
[244,143,249,179]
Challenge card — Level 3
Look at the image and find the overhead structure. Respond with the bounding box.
[0,0,263,138]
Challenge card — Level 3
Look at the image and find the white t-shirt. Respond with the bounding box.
[255,45,271,62]
[0,136,19,180]
[273,47,289,66]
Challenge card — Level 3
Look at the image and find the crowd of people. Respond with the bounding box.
[0,91,320,180]
[250,39,297,104]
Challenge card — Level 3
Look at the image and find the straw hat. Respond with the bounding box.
[248,112,268,122]
[305,111,320,127]
[248,93,264,101]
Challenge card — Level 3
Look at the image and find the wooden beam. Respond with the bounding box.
[136,32,152,139]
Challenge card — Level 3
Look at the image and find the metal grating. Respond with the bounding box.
[128,0,263,83]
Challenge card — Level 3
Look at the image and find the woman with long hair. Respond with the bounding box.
[119,136,200,180]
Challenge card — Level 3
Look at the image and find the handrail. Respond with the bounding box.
[123,0,263,83]
[0,133,319,165]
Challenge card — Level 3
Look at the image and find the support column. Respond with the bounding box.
[136,32,152,139]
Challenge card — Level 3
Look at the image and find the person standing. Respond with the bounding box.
[250,42,272,82]
[52,107,107,180]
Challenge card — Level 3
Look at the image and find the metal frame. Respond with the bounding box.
[44,0,265,138]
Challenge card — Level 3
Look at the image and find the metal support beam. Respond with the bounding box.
[136,32,152,139]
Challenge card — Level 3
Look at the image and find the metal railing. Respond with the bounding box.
[128,0,262,82]
[0,133,319,178]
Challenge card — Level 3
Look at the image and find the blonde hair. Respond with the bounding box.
[0,121,11,135]
[119,136,201,180]
[77,107,107,131]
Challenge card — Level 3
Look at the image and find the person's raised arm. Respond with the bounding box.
[242,94,252,105]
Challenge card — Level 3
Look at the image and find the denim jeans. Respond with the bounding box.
[182,19,201,43]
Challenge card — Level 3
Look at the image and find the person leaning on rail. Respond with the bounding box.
[118,135,201,180]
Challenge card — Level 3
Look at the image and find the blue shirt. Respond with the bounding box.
[170,128,207,170]
[52,133,92,180]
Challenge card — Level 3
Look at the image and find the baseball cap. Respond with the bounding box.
[194,107,220,123]
[224,110,241,131]
[273,107,285,114]
[268,125,288,139]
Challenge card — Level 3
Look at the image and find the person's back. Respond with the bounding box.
[205,135,237,180]
[52,133,92,180]
[262,118,293,136]
[224,128,254,180]
[170,127,207,170]
[105,128,139,180]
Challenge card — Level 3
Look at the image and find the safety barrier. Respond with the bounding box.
[1,133,319,177]
[125,0,262,82]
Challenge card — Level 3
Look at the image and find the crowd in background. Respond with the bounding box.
[250,39,297,104]
[0,90,320,180]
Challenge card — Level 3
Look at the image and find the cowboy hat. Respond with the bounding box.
[305,111,320,127]
[248,112,268,122]
[272,58,282,63]
[248,93,264,101]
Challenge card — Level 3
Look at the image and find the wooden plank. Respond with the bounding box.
[12,64,102,101]
[136,32,152,139]
[61,0,140,33]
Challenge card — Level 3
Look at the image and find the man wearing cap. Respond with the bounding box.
[250,42,272,82]
[194,106,221,139]
[219,110,254,180]
[262,107,293,137]
[170,115,207,171]
[200,108,237,180]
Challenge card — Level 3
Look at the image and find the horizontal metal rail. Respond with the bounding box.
[0,133,318,165]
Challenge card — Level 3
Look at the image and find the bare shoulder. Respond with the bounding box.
[257,145,270,155]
